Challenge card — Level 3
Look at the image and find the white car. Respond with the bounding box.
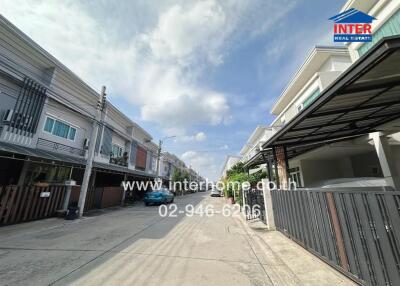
[210,187,221,197]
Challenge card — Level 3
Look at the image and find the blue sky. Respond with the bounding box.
[1,0,346,180]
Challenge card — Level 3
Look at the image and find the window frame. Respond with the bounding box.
[43,115,78,141]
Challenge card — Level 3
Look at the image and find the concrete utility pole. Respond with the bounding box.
[155,139,162,179]
[155,136,176,180]
[78,86,106,217]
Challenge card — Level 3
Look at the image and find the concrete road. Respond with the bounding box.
[0,192,355,286]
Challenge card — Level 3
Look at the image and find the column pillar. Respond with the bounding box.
[121,173,128,206]
[262,179,276,230]
[371,132,400,191]
[63,180,76,211]
[274,146,289,190]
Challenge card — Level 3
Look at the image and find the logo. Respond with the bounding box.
[329,8,376,42]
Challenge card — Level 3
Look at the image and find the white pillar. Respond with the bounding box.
[262,179,276,231]
[63,180,76,211]
[371,132,400,191]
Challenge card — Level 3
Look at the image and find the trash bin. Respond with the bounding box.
[66,204,79,220]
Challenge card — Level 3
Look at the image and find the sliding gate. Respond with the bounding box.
[271,188,400,286]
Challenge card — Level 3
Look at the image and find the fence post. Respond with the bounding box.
[121,174,128,206]
[262,179,276,230]
[242,189,246,216]
[63,180,76,211]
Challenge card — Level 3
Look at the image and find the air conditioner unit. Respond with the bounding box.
[83,138,89,149]
[2,109,13,123]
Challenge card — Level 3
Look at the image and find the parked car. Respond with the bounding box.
[210,187,221,197]
[144,188,174,206]
[315,177,388,188]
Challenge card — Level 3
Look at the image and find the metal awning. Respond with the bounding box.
[244,143,325,169]
[262,36,400,150]
[243,149,270,169]
[0,141,86,166]
[0,141,156,178]
[93,162,156,178]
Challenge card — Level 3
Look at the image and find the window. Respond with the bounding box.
[43,116,77,141]
[68,127,76,140]
[358,9,400,57]
[302,88,320,108]
[44,117,54,132]
[289,167,302,188]
[111,144,123,158]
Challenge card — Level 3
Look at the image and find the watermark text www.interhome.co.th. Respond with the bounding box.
[121,178,298,192]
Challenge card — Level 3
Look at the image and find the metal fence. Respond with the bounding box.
[271,188,400,286]
[244,188,266,223]
[0,185,67,226]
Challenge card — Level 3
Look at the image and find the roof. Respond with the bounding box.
[93,162,155,177]
[271,46,349,115]
[329,8,376,23]
[340,0,378,14]
[262,36,400,152]
[0,141,86,166]
[0,141,155,177]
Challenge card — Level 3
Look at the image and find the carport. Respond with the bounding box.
[258,36,400,190]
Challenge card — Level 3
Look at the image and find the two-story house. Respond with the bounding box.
[247,0,400,190]
[0,15,193,194]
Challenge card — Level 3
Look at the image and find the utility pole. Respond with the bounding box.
[155,136,176,181]
[155,139,162,180]
[78,86,106,217]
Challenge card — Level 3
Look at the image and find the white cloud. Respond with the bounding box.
[195,132,206,141]
[177,131,207,142]
[220,144,229,150]
[0,0,297,136]
[147,0,226,65]
[181,150,219,180]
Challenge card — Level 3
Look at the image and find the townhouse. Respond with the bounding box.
[0,15,196,208]
[240,126,280,174]
[220,155,241,180]
[241,0,400,191]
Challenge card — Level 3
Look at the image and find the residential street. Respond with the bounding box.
[0,192,354,286]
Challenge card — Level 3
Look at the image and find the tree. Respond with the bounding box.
[226,162,246,178]
[172,168,182,183]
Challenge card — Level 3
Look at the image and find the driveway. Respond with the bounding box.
[0,192,355,285]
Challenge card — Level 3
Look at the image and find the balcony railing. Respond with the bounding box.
[109,152,128,167]
[37,138,85,157]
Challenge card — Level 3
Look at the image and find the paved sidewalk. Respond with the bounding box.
[238,217,356,286]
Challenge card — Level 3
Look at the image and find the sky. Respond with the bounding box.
[1,0,347,180]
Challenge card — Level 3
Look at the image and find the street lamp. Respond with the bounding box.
[155,136,176,180]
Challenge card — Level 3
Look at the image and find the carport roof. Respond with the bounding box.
[263,36,400,149]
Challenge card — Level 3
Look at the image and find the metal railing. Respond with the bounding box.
[271,188,400,286]
[109,154,128,167]
[37,138,85,156]
[244,188,266,223]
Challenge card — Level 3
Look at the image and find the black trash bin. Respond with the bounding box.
[66,204,79,220]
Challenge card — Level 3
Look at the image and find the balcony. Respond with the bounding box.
[37,138,85,157]
[109,152,128,167]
